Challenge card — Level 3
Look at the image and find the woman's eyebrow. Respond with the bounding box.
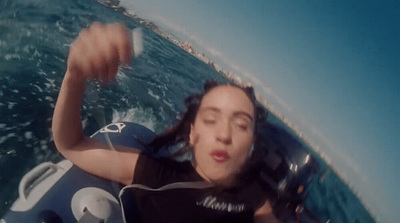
[199,107,220,113]
[200,107,254,122]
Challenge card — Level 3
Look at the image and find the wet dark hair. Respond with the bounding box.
[149,80,267,156]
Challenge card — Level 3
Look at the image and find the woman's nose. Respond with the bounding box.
[216,122,232,144]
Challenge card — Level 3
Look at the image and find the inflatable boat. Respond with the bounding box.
[1,122,322,223]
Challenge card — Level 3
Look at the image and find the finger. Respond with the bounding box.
[95,25,119,83]
[88,23,111,82]
[68,38,90,78]
[108,23,133,65]
[70,27,98,75]
[106,46,119,82]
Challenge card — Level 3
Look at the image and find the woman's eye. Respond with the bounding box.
[203,118,216,125]
[233,121,249,131]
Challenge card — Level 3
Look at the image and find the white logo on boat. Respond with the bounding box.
[100,123,126,133]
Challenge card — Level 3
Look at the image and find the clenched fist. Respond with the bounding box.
[66,22,133,84]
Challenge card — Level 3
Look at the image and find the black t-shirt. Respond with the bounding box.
[122,154,270,223]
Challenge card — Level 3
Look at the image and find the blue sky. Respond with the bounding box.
[120,0,399,222]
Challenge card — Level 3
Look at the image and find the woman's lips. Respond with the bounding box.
[211,150,229,162]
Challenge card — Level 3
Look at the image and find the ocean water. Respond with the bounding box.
[0,0,376,222]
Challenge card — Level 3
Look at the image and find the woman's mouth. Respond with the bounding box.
[211,150,229,162]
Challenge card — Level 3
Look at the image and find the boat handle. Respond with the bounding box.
[18,162,60,201]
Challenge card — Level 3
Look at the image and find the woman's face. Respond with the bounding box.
[190,85,255,186]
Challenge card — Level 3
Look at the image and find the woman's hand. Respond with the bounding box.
[66,22,133,84]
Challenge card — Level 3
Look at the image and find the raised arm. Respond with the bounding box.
[52,23,139,185]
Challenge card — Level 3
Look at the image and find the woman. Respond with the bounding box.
[52,23,279,223]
